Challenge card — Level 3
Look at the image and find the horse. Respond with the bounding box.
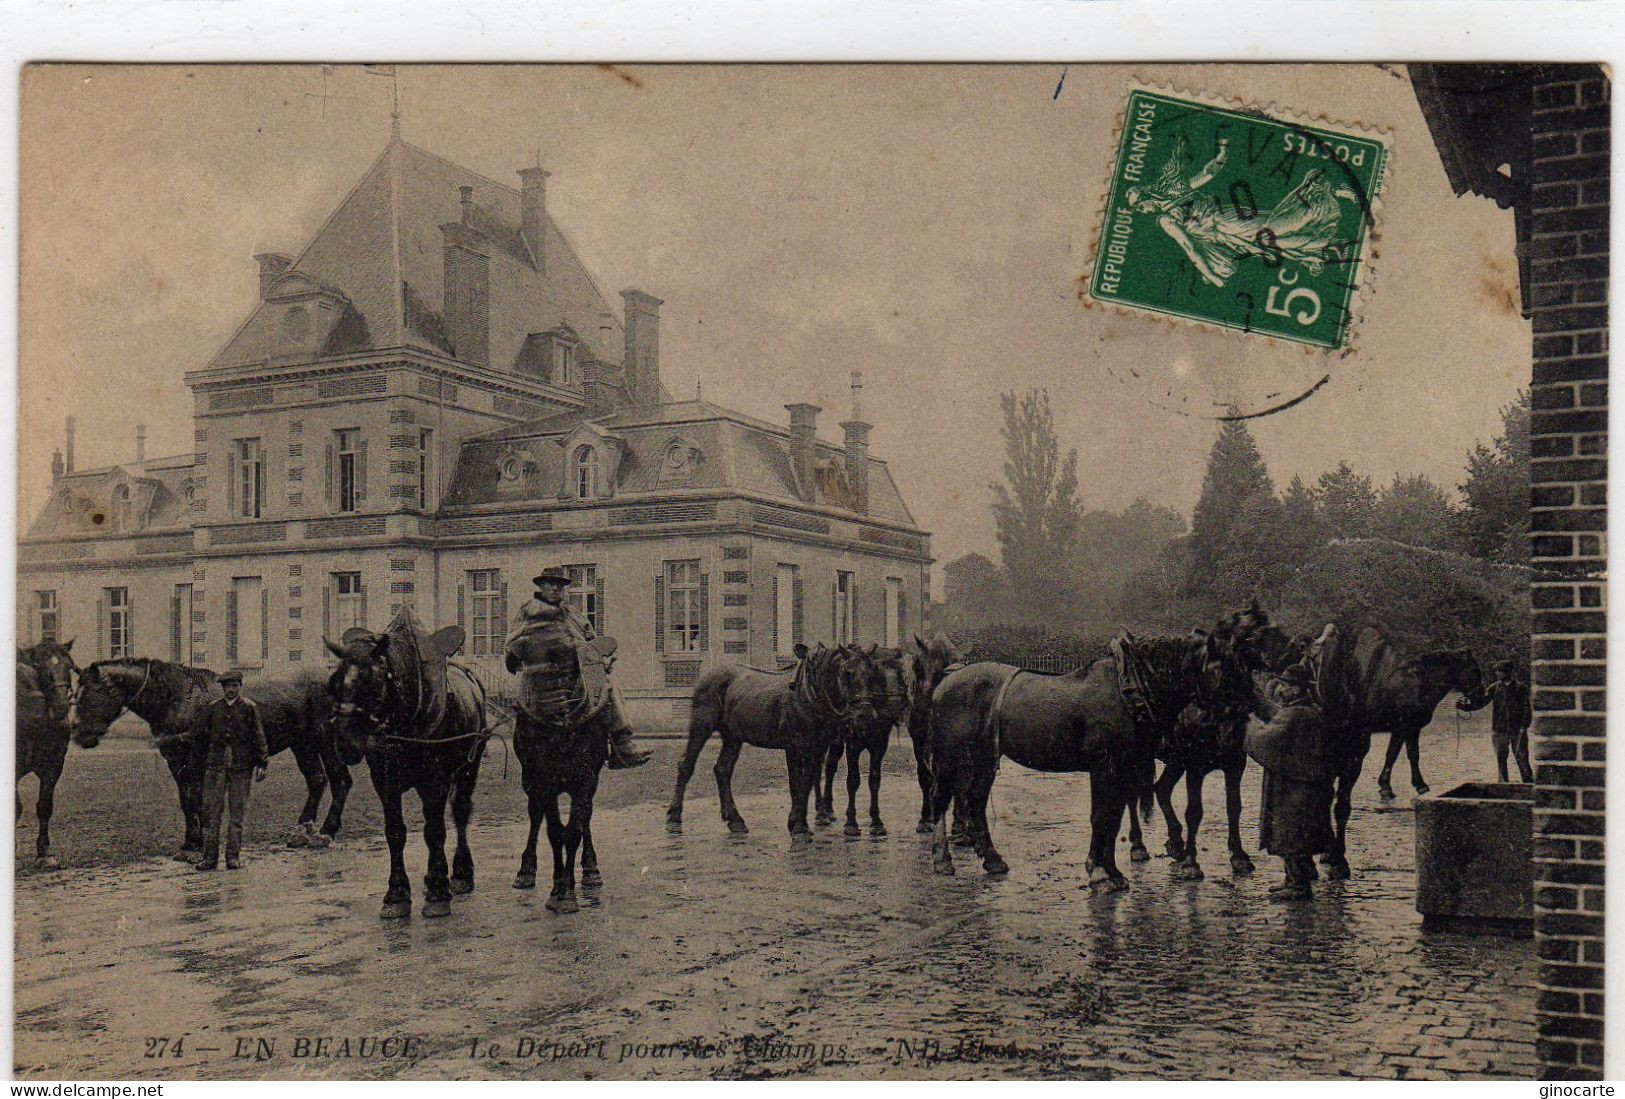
[926,605,1285,890]
[1299,623,1485,878]
[503,624,618,915]
[900,633,964,835]
[815,645,910,837]
[665,643,887,841]
[16,639,78,869]
[71,658,351,858]
[325,610,487,919]
[1124,630,1314,881]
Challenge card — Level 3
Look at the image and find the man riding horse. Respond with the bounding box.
[505,568,650,770]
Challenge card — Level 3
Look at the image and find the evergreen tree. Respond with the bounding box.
[1315,460,1378,540]
[1187,419,1279,606]
[1456,390,1531,564]
[1374,473,1457,550]
[990,389,1084,621]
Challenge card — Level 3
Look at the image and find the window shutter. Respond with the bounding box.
[127,592,134,659]
[261,586,270,662]
[97,592,107,660]
[356,440,369,502]
[227,448,238,517]
[831,581,839,642]
[898,589,909,637]
[594,575,606,634]
[457,580,466,639]
[851,580,859,643]
[772,574,780,656]
[792,577,804,645]
[323,585,332,642]
[170,590,182,663]
[498,580,509,637]
[325,443,335,508]
[654,574,665,653]
[359,583,368,631]
[698,573,710,652]
[226,588,239,665]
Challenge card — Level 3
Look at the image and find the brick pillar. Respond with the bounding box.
[1528,63,1607,1081]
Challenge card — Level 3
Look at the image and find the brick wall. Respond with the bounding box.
[1527,63,1608,1081]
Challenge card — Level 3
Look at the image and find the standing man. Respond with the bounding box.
[506,567,651,769]
[1458,659,1534,783]
[1246,663,1336,902]
[194,670,269,872]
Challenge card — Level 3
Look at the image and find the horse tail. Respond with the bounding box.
[688,665,733,741]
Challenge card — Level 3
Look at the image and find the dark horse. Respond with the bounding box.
[1301,623,1484,877]
[17,639,77,869]
[927,606,1284,890]
[900,633,964,835]
[815,645,910,837]
[666,643,886,841]
[1124,630,1313,880]
[326,610,488,919]
[72,658,351,858]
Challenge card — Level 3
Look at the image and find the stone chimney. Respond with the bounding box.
[840,371,871,514]
[65,416,76,473]
[135,424,147,462]
[441,191,490,367]
[518,165,550,274]
[51,450,63,484]
[621,290,664,406]
[786,403,821,502]
[254,253,293,299]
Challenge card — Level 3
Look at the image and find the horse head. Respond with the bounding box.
[1223,600,1292,673]
[19,638,77,724]
[324,611,464,764]
[71,658,151,748]
[903,632,961,727]
[1442,648,1486,708]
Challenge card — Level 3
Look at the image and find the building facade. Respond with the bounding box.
[18,134,932,729]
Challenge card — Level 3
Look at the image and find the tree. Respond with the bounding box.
[1456,390,1531,564]
[991,389,1084,622]
[1186,418,1280,609]
[939,552,1006,634]
[1315,460,1378,540]
[1374,473,1457,550]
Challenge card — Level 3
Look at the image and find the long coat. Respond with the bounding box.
[201,696,270,773]
[1246,701,1335,857]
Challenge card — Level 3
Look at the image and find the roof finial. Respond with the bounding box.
[849,370,866,424]
[696,380,703,401]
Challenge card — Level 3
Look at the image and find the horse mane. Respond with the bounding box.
[86,656,218,712]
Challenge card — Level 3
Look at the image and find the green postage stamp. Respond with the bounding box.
[1088,87,1390,351]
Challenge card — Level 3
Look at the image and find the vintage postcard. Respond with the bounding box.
[11,62,1608,1081]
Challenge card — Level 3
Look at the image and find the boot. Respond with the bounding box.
[606,725,651,770]
[1268,857,1314,901]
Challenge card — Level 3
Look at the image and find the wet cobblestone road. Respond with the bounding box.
[14,717,1536,1080]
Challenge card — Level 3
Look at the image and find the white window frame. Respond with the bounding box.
[175,582,195,662]
[334,572,364,634]
[884,577,902,648]
[574,445,598,501]
[565,564,601,634]
[666,560,703,654]
[35,590,59,643]
[469,569,502,657]
[556,342,576,386]
[236,437,263,519]
[835,570,855,644]
[112,484,133,530]
[106,586,132,660]
[336,429,360,513]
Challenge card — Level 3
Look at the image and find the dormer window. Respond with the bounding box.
[112,484,132,531]
[555,341,576,386]
[573,445,599,500]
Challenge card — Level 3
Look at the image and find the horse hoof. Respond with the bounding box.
[449,876,474,896]
[1172,861,1204,882]
[1129,844,1151,863]
[916,819,934,835]
[379,900,412,920]
[1164,841,1185,861]
[726,818,749,835]
[1088,867,1114,892]
[983,854,1009,876]
[513,873,536,890]
[580,868,603,888]
[1231,855,1256,876]
[1377,785,1396,800]
[1414,784,1430,796]
[173,851,199,864]
[1325,861,1351,881]
[790,830,813,845]
[34,855,60,871]
[422,898,452,919]
[843,822,861,838]
[287,833,310,848]
[1110,874,1130,893]
[933,857,956,877]
[665,816,683,835]
[546,892,580,915]
[308,833,333,849]
[870,822,888,838]
[952,832,976,849]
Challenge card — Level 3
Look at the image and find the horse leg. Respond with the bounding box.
[514,776,544,890]
[318,744,352,843]
[1375,731,1403,799]
[843,739,863,837]
[448,769,476,896]
[34,763,62,869]
[929,761,959,876]
[1323,764,1357,880]
[867,734,888,837]
[1156,763,1185,860]
[419,782,453,918]
[544,795,576,914]
[665,719,713,834]
[968,771,1007,876]
[1405,729,1428,794]
[1224,759,1254,875]
[1172,769,1205,880]
[705,737,745,833]
[580,803,603,889]
[288,744,326,848]
[1126,787,1146,862]
[556,790,586,916]
[817,740,840,826]
[1086,771,1130,893]
[785,745,815,843]
[911,722,934,834]
[378,783,412,919]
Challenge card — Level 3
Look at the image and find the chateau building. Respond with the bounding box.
[18,133,931,727]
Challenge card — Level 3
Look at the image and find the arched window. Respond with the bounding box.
[112,484,132,531]
[573,445,598,500]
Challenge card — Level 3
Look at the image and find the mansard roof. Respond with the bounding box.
[24,453,195,539]
[444,400,916,527]
[211,138,626,376]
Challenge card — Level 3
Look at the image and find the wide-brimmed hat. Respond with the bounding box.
[218,670,244,685]
[532,567,570,586]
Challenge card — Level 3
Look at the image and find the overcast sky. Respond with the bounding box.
[18,64,1529,567]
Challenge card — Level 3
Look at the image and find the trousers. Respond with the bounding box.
[202,765,254,864]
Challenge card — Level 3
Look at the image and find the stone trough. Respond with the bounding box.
[1414,780,1534,936]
